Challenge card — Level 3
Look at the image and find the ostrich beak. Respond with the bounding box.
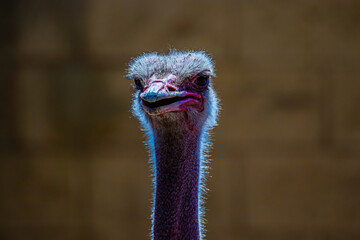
[139,81,202,115]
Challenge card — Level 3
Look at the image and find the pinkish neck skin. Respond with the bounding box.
[151,120,202,240]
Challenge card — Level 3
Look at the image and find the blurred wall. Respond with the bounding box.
[1,0,360,239]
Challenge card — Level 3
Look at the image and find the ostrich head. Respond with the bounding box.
[127,51,219,132]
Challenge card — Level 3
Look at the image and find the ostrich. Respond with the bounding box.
[127,51,219,240]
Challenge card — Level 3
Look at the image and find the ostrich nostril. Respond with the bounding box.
[167,86,177,92]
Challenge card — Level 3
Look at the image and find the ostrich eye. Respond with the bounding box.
[194,75,209,87]
[134,78,143,90]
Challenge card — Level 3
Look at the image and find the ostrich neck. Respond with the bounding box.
[152,120,202,240]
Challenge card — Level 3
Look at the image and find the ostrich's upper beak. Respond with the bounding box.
[140,81,174,103]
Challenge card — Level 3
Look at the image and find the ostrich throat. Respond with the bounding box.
[151,115,202,240]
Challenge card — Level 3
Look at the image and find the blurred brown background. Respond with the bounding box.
[1,0,360,239]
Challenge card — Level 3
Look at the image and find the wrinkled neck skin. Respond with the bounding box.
[150,113,204,240]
